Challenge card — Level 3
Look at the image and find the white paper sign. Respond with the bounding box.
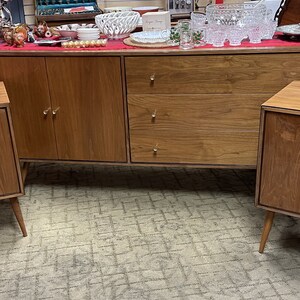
[142,12,171,31]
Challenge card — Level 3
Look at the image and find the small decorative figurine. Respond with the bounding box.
[13,30,26,47]
[2,25,14,45]
[34,21,52,38]
[12,24,28,47]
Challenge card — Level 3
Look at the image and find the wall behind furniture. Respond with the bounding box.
[23,0,167,26]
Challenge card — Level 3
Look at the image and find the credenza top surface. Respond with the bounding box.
[263,81,300,112]
[0,45,300,57]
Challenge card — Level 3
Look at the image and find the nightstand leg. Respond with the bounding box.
[10,197,27,237]
[259,210,275,253]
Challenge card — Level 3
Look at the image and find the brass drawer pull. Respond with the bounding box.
[52,107,60,116]
[150,74,155,82]
[152,110,157,119]
[43,107,51,116]
[153,144,158,154]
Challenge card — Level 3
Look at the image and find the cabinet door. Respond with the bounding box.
[46,57,126,162]
[0,57,57,159]
[0,109,22,198]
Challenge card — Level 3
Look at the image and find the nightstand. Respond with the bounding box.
[0,82,27,237]
[256,81,300,253]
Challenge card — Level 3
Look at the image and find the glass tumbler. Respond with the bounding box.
[168,26,180,45]
[192,26,206,47]
[211,26,226,47]
[228,27,244,46]
[178,20,194,50]
[262,20,278,40]
[180,29,194,50]
[248,25,262,44]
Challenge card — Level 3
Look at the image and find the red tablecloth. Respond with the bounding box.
[0,34,298,52]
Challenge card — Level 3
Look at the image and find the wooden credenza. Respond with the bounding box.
[0,48,300,168]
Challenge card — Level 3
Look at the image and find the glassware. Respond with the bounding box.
[262,20,278,40]
[248,25,262,44]
[191,12,206,28]
[180,28,194,50]
[206,3,267,26]
[192,26,206,47]
[210,25,226,47]
[168,26,180,45]
[227,27,244,46]
[178,20,194,50]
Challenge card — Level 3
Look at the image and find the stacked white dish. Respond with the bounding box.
[77,28,100,40]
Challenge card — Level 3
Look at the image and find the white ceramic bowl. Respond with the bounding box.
[77,28,100,34]
[56,24,96,39]
[95,11,140,39]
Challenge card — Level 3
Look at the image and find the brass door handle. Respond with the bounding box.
[150,74,155,82]
[52,107,60,116]
[43,107,51,116]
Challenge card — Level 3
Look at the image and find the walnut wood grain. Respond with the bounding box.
[259,111,300,214]
[128,94,271,165]
[125,54,300,95]
[0,109,21,197]
[0,82,9,107]
[46,57,126,162]
[262,81,300,111]
[277,0,300,26]
[0,57,57,159]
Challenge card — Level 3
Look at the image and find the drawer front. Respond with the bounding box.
[129,94,271,165]
[0,109,21,197]
[125,54,300,95]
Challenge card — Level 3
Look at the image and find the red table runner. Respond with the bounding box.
[0,34,298,52]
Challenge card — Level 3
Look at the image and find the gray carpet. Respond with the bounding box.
[0,164,300,300]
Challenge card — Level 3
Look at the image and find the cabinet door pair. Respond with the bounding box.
[0,57,126,162]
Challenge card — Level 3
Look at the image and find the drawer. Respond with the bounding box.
[128,94,271,166]
[125,54,300,95]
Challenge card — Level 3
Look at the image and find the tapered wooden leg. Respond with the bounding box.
[10,197,27,237]
[259,210,275,253]
[21,162,30,185]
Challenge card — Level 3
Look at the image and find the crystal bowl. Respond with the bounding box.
[206,3,267,26]
[95,11,140,39]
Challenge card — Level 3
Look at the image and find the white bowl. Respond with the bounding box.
[55,23,96,39]
[77,28,100,34]
[78,36,99,41]
[95,11,140,39]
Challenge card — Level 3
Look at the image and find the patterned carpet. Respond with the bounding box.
[0,164,300,300]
